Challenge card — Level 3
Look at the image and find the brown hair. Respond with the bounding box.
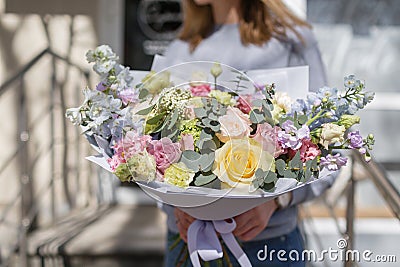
[179,0,310,52]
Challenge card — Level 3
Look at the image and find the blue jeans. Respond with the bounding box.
[164,227,306,267]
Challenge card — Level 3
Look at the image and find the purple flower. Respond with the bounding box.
[96,82,107,91]
[118,88,139,105]
[320,154,348,171]
[348,131,363,149]
[278,121,310,150]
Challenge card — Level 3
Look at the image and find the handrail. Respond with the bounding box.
[0,47,90,97]
[353,151,400,220]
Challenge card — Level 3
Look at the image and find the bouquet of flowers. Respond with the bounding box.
[66,45,374,266]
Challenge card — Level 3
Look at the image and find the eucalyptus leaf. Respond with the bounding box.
[194,173,217,186]
[138,88,149,99]
[250,110,265,124]
[264,171,278,184]
[146,112,166,125]
[136,104,155,115]
[289,151,302,170]
[275,159,286,176]
[298,114,308,125]
[262,182,276,192]
[194,108,207,118]
[167,110,179,130]
[283,169,297,178]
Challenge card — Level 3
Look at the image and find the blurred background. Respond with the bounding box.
[0,0,399,266]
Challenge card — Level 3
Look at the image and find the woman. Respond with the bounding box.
[162,0,333,266]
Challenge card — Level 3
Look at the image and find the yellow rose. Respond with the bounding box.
[213,138,275,190]
[319,123,346,149]
[216,106,252,143]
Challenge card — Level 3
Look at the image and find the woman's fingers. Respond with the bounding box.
[174,208,196,243]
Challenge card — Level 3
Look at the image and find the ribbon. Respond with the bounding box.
[187,219,252,267]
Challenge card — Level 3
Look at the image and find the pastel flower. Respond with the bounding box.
[278,121,310,150]
[179,134,195,151]
[209,90,236,106]
[213,138,275,190]
[347,131,363,149]
[319,123,346,149]
[147,137,182,174]
[251,123,285,157]
[114,150,156,182]
[320,153,347,171]
[118,88,139,105]
[190,83,212,97]
[164,162,195,188]
[96,82,107,92]
[210,62,222,78]
[216,106,252,143]
[338,115,360,129]
[236,94,253,114]
[142,71,171,95]
[298,139,321,162]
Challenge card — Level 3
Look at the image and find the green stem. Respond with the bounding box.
[306,110,324,126]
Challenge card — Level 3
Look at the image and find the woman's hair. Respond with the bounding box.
[179,0,310,52]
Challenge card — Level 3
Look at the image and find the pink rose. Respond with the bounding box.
[190,84,211,97]
[147,137,182,174]
[252,123,285,157]
[179,134,195,151]
[216,106,252,143]
[237,94,252,114]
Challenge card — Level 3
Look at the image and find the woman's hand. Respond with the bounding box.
[174,208,196,243]
[233,200,278,241]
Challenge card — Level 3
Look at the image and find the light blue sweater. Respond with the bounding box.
[161,24,335,240]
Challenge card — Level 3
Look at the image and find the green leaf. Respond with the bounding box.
[136,104,155,115]
[139,88,149,99]
[146,112,166,125]
[264,171,278,184]
[283,169,297,178]
[194,173,217,186]
[250,110,265,124]
[262,182,276,192]
[194,108,207,118]
[198,153,215,172]
[298,114,308,125]
[167,110,179,130]
[275,159,286,176]
[289,151,302,170]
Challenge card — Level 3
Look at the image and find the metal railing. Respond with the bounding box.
[301,150,400,267]
[0,16,108,266]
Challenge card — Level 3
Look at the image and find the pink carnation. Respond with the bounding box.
[288,139,321,162]
[179,134,195,151]
[252,123,285,157]
[190,84,211,97]
[147,137,182,174]
[299,139,321,162]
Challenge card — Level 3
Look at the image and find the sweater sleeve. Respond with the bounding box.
[288,26,328,92]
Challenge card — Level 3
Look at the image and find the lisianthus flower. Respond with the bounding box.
[213,138,275,191]
[147,137,182,174]
[320,153,347,171]
[271,92,293,122]
[216,106,252,143]
[347,131,363,149]
[319,123,346,149]
[251,123,285,157]
[209,90,236,106]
